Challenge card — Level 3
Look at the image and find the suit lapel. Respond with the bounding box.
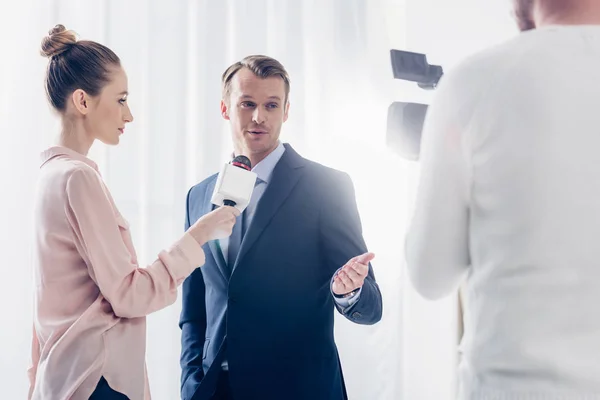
[202,177,229,280]
[232,144,305,272]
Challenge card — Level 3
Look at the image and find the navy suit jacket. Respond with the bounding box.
[179,144,383,400]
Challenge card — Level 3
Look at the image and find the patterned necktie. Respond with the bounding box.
[226,211,244,276]
[226,177,263,276]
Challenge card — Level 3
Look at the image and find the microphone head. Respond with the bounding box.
[231,155,251,171]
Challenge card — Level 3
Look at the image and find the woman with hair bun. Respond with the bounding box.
[29,25,239,399]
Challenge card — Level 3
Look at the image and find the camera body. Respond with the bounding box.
[386,50,444,160]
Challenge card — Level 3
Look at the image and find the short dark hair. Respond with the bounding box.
[221,55,290,104]
[40,24,121,112]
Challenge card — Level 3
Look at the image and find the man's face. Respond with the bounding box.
[220,67,289,164]
[513,0,536,31]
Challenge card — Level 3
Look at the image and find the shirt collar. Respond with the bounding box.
[40,146,99,172]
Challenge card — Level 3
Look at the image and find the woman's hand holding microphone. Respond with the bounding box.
[187,206,240,245]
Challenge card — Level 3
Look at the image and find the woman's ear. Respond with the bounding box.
[71,89,91,115]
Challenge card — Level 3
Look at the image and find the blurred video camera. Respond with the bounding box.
[386,50,443,161]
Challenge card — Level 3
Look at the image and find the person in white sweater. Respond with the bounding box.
[406,1,600,398]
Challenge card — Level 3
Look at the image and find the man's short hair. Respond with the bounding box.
[221,55,291,104]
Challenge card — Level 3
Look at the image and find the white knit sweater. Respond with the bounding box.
[406,25,600,400]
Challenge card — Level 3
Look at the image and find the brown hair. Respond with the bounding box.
[40,24,121,112]
[221,55,291,104]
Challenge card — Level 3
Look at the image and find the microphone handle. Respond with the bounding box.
[223,199,237,207]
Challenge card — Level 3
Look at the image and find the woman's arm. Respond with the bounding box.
[65,168,205,318]
[27,324,40,400]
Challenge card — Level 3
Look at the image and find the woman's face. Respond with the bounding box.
[83,66,134,146]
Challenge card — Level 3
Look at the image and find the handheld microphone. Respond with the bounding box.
[210,155,257,212]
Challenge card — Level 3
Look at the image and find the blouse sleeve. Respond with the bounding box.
[65,168,205,318]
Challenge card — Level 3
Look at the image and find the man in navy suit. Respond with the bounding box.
[179,55,383,400]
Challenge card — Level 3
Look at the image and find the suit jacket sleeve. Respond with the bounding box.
[320,171,383,325]
[179,186,208,400]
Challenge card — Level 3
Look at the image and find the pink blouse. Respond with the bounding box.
[28,146,205,400]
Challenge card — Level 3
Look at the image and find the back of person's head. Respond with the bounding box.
[536,0,578,15]
[221,55,291,104]
[514,0,600,29]
[40,24,121,113]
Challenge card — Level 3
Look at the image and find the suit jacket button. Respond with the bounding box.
[352,311,362,319]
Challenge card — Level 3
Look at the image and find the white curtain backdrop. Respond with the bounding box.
[0,1,516,399]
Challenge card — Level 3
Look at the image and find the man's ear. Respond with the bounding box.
[71,89,91,115]
[283,100,290,123]
[220,100,230,120]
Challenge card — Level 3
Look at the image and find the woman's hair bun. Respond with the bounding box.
[40,24,77,58]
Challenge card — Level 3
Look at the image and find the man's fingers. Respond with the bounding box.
[337,271,354,289]
[344,252,375,267]
[346,255,360,264]
[339,270,365,292]
[334,255,371,295]
[355,252,375,265]
[344,267,362,283]
[333,277,350,294]
[348,262,369,277]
